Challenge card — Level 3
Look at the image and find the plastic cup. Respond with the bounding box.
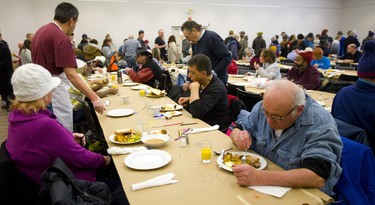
[136,119,150,133]
[122,95,130,104]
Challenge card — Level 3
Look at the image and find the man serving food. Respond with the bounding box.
[229,80,342,196]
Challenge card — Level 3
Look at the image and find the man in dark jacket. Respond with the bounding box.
[181,20,231,89]
[0,33,14,110]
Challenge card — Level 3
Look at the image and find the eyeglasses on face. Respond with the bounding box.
[261,105,297,121]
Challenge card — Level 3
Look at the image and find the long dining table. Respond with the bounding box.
[96,81,333,205]
[227,75,335,111]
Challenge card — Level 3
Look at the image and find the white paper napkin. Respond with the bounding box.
[107,146,147,155]
[248,186,291,198]
[131,173,178,191]
[189,125,220,134]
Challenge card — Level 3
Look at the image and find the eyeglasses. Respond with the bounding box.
[261,105,298,121]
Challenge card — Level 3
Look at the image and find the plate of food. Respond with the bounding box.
[106,108,135,117]
[160,104,183,112]
[122,82,139,86]
[217,151,267,172]
[146,88,166,98]
[168,111,182,116]
[124,150,172,170]
[109,128,144,144]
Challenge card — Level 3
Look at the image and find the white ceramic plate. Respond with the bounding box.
[106,108,135,117]
[130,85,149,90]
[122,82,139,86]
[217,152,267,172]
[316,101,326,107]
[230,74,244,78]
[124,150,171,170]
[159,104,183,112]
[108,132,146,145]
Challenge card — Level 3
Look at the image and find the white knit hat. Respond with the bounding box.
[11,63,61,102]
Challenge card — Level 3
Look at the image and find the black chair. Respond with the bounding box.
[236,88,263,111]
[161,70,173,92]
[226,83,245,97]
[155,73,167,90]
[336,63,355,70]
[0,141,39,205]
[338,74,358,82]
[319,79,354,93]
[334,118,370,147]
[228,96,246,124]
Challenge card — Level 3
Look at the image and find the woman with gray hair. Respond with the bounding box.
[242,47,254,63]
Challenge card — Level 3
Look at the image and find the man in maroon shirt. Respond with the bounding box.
[32,2,105,131]
[286,51,320,90]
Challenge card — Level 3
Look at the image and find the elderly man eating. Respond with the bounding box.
[229,80,342,196]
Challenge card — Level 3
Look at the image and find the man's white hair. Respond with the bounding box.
[265,80,306,106]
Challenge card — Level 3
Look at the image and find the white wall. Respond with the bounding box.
[0,0,362,55]
[341,0,375,42]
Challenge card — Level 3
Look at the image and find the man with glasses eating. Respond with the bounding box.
[229,80,342,197]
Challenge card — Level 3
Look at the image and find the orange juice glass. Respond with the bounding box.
[199,140,212,163]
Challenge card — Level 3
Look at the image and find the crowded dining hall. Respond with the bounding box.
[1,0,375,204]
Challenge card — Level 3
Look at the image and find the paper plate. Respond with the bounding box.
[106,108,135,117]
[124,150,171,170]
[159,104,183,112]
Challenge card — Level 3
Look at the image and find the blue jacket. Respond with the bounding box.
[237,95,342,196]
[310,56,331,69]
[332,79,375,153]
[333,137,375,205]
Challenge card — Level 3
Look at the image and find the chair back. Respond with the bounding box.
[227,95,246,123]
[226,83,245,96]
[336,63,356,70]
[333,137,375,205]
[338,74,358,82]
[236,88,263,111]
[0,141,39,205]
[334,118,370,147]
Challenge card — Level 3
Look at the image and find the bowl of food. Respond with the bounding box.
[141,134,170,148]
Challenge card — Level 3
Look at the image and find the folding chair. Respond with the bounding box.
[226,82,245,97]
[236,88,263,112]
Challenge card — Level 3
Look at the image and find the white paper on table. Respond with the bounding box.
[189,125,219,134]
[248,186,291,198]
[107,146,147,155]
[131,173,178,191]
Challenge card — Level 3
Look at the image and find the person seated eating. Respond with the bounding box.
[254,49,281,80]
[178,54,228,132]
[338,43,362,63]
[229,80,342,196]
[125,47,164,89]
[286,51,320,90]
[242,48,254,63]
[311,47,331,69]
[6,63,110,186]
[332,40,375,154]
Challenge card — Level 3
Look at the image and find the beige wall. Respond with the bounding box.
[1,0,371,55]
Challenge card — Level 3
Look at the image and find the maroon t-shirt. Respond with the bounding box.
[32,22,77,75]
